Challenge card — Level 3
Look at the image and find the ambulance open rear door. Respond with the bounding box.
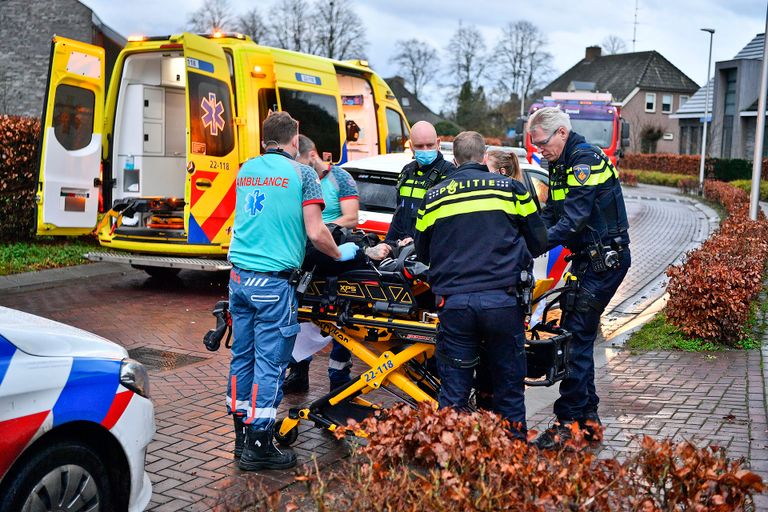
[36,36,105,236]
[182,33,239,247]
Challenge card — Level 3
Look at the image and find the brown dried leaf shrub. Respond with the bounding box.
[0,115,41,241]
[284,403,763,511]
[620,171,638,187]
[665,180,768,344]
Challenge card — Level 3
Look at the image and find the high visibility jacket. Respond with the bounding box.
[385,153,456,243]
[414,163,547,296]
[541,131,630,253]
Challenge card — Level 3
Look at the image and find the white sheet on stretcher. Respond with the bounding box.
[291,322,332,361]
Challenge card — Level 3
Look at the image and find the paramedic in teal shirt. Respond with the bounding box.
[226,112,359,471]
[282,135,360,394]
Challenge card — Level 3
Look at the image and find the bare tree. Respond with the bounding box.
[446,21,487,88]
[312,0,367,60]
[236,8,269,44]
[493,21,553,116]
[267,0,318,54]
[186,0,234,33]
[389,39,439,99]
[602,35,627,54]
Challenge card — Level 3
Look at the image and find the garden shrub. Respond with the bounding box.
[0,115,41,242]
[229,404,764,511]
[666,181,768,345]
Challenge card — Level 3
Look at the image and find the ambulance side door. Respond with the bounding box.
[36,36,105,235]
[183,33,239,246]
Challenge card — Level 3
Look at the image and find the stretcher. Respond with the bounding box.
[204,247,573,446]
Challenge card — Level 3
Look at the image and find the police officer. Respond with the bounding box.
[414,131,547,436]
[386,121,457,247]
[227,112,359,471]
[526,107,631,449]
[283,134,361,393]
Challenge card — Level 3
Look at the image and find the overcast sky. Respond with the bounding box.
[80,0,767,111]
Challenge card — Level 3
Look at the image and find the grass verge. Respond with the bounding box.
[0,237,104,276]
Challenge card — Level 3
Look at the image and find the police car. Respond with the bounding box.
[0,307,154,512]
[342,151,569,286]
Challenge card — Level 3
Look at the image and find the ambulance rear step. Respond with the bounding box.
[84,252,232,272]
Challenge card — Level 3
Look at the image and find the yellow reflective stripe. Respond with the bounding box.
[416,196,530,232]
[411,187,426,199]
[425,188,527,210]
[551,188,568,200]
[566,168,613,187]
[400,186,413,197]
[518,196,537,216]
[590,160,607,171]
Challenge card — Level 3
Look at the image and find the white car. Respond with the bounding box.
[0,307,154,512]
[342,152,567,286]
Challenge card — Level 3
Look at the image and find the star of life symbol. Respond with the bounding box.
[201,92,225,136]
[245,189,266,216]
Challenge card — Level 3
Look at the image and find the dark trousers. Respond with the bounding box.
[436,290,527,432]
[553,248,631,421]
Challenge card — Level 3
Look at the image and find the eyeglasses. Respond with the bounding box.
[531,128,560,149]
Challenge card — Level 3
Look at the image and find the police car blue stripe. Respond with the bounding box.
[546,245,564,276]
[51,358,121,427]
[0,335,16,388]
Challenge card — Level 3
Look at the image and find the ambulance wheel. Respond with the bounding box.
[274,419,299,446]
[0,440,115,512]
[132,265,181,279]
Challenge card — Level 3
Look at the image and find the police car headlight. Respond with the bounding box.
[120,358,150,398]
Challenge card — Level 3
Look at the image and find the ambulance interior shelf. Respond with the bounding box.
[113,53,186,204]
[337,74,377,161]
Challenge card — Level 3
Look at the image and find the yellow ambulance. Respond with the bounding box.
[36,32,410,275]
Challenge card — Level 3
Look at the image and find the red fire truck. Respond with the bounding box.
[525,92,629,167]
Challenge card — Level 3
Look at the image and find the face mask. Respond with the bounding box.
[414,149,438,166]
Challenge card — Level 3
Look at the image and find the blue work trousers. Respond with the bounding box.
[554,249,631,421]
[436,290,527,432]
[227,267,300,430]
[328,340,352,389]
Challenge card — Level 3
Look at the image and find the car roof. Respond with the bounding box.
[342,152,546,176]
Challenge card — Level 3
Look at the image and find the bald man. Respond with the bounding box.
[385,121,457,247]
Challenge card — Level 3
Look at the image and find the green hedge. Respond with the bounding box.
[0,116,40,242]
[729,179,768,201]
[622,169,692,187]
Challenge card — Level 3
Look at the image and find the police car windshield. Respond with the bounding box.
[345,171,398,214]
[570,119,614,148]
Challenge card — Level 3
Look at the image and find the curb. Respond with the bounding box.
[0,262,140,295]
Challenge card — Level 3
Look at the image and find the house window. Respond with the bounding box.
[679,95,689,107]
[645,92,656,112]
[662,94,672,113]
[401,97,410,107]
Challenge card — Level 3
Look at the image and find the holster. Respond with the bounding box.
[203,300,232,351]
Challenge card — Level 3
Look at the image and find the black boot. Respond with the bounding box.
[578,411,603,442]
[533,420,576,450]
[282,360,310,393]
[233,415,246,458]
[239,426,297,471]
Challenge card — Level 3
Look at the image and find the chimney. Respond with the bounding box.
[585,46,602,61]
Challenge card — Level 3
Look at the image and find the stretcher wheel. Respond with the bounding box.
[274,419,299,446]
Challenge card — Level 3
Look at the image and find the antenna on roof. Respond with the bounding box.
[633,0,639,51]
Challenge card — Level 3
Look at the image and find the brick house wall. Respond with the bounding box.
[0,0,119,117]
[621,89,690,153]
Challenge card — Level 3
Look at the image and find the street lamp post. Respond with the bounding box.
[699,28,715,194]
[749,5,768,220]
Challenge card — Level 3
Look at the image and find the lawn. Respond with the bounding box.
[0,237,105,276]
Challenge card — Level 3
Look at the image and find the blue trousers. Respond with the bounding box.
[554,249,631,421]
[227,267,300,430]
[436,290,527,432]
[328,340,352,389]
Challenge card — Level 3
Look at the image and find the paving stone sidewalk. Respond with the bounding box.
[2,184,765,510]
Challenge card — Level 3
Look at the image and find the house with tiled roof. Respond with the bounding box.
[709,33,766,159]
[542,46,699,153]
[384,76,453,129]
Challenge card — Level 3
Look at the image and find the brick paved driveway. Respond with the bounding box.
[4,185,759,511]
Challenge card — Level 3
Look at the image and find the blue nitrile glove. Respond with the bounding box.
[336,242,359,262]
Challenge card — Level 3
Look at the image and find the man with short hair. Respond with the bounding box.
[282,134,360,393]
[227,112,359,471]
[526,106,631,450]
[414,131,547,437]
